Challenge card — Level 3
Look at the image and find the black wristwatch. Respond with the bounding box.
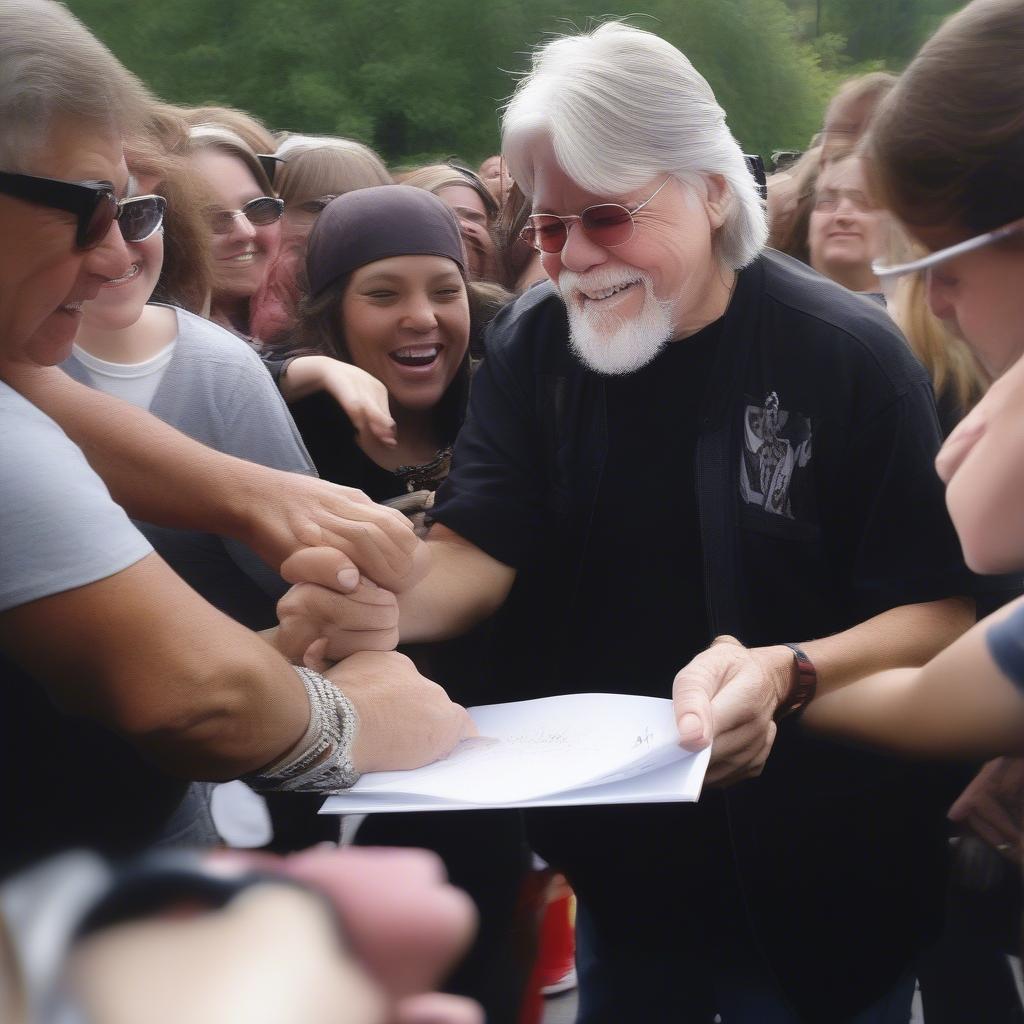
[775,642,818,720]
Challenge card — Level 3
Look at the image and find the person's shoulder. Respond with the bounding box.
[483,280,572,370]
[0,382,151,610]
[757,249,929,391]
[0,380,75,454]
[172,307,265,368]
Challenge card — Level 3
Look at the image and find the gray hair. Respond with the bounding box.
[502,22,768,270]
[0,0,151,170]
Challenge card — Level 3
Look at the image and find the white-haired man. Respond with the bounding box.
[281,23,1011,1022]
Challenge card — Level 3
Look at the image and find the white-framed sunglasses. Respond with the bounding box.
[872,216,1024,279]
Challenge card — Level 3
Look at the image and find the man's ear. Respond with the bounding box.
[703,174,730,230]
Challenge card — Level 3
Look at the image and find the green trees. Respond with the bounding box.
[68,0,965,165]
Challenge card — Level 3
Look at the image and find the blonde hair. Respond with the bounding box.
[821,72,897,164]
[398,164,498,220]
[276,141,391,210]
[891,268,988,417]
[126,110,215,315]
[0,0,151,168]
[885,228,989,415]
[182,104,276,155]
[185,123,276,197]
[502,21,767,270]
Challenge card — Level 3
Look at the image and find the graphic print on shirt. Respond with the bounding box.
[739,391,813,519]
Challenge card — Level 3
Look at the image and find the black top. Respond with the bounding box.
[432,251,1018,1018]
[566,318,718,697]
[287,391,407,498]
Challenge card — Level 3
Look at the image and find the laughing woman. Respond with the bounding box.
[272,185,472,503]
[270,185,532,1023]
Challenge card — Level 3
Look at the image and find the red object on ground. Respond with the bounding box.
[519,875,577,1024]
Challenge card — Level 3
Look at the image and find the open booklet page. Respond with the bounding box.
[320,692,711,814]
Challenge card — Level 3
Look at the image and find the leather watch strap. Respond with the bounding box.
[775,642,818,720]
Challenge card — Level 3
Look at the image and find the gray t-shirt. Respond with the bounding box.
[0,381,153,611]
[63,307,316,628]
[0,382,181,874]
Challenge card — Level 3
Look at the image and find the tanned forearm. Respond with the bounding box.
[397,525,515,643]
[802,598,1024,759]
[750,597,979,720]
[9,364,257,541]
[800,596,977,695]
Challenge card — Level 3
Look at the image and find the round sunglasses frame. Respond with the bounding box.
[521,177,671,254]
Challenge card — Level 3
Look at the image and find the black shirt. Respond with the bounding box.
[431,252,1017,1018]
[566,319,718,697]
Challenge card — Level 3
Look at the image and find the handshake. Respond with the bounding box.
[262,490,475,777]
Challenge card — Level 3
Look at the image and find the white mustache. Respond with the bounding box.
[559,267,649,297]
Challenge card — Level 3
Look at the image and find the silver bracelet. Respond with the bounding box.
[244,666,360,793]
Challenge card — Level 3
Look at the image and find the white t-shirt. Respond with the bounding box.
[0,381,153,612]
[71,339,176,410]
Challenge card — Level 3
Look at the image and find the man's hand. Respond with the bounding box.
[241,468,430,593]
[276,576,399,665]
[326,651,477,774]
[672,636,791,786]
[948,756,1024,863]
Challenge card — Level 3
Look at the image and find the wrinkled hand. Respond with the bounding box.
[326,651,477,774]
[277,575,399,664]
[949,756,1024,863]
[244,469,429,593]
[672,635,791,786]
[322,361,397,449]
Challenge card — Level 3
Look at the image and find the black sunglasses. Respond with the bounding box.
[0,171,166,249]
[257,154,284,189]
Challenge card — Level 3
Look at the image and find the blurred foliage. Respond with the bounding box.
[68,0,967,166]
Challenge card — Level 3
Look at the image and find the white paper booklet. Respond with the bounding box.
[320,692,711,814]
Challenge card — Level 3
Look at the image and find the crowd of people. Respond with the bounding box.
[2,0,1024,1020]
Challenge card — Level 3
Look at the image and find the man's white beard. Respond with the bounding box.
[558,267,676,375]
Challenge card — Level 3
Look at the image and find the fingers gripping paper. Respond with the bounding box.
[320,693,711,814]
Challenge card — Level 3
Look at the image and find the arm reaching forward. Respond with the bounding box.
[273,524,516,665]
[9,364,425,591]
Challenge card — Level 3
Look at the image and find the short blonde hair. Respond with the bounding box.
[276,141,391,209]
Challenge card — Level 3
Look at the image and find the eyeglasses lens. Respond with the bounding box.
[82,192,118,249]
[581,205,633,245]
[523,205,635,254]
[525,216,567,254]
[208,197,283,235]
[244,197,284,226]
[118,197,165,243]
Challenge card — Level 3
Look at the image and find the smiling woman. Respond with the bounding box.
[270,185,474,500]
[184,125,283,336]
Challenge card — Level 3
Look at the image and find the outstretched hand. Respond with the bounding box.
[672,635,791,786]
[242,469,430,594]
